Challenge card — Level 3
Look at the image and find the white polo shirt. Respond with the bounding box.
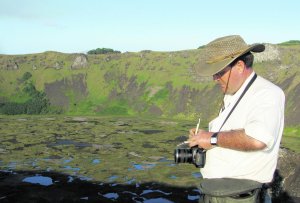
[201,72,285,183]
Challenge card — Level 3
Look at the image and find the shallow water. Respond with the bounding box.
[0,116,201,202]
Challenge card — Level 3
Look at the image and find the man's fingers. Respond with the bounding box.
[189,128,196,137]
[188,139,198,148]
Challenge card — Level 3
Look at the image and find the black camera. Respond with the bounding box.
[174,146,206,168]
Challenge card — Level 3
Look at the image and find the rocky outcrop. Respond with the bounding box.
[71,54,88,69]
[254,44,281,63]
[1,60,19,70]
[274,148,300,202]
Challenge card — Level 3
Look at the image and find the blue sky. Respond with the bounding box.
[1,0,299,55]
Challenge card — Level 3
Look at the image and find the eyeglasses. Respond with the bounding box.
[213,66,232,80]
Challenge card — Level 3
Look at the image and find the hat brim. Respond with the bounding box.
[194,43,265,76]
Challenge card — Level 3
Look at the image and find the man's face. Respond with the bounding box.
[213,61,245,94]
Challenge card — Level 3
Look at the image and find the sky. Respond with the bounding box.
[1,0,299,55]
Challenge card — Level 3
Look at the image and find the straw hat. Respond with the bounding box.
[194,35,265,76]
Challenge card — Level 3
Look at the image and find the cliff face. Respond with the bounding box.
[0,44,300,125]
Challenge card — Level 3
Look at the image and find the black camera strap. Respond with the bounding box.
[218,73,257,131]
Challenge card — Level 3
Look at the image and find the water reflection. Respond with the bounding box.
[7,161,17,169]
[63,165,80,171]
[188,194,200,201]
[141,189,172,196]
[192,172,202,179]
[132,163,156,171]
[92,159,100,164]
[108,175,119,182]
[47,139,92,148]
[22,175,53,186]
[103,192,119,200]
[169,175,177,179]
[68,175,74,183]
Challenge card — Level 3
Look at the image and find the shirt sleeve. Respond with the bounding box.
[244,89,285,149]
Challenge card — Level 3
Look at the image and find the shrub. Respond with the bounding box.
[87,48,121,55]
[21,72,32,81]
[0,82,50,115]
[279,40,300,46]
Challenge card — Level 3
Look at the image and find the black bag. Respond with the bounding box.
[199,178,263,197]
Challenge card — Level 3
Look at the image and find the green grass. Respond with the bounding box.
[278,40,300,46]
[282,126,300,153]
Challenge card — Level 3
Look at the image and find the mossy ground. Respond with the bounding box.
[0,115,201,187]
[0,115,298,189]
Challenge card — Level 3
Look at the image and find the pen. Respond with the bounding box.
[195,118,200,135]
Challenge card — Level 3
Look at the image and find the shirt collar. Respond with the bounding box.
[223,71,256,105]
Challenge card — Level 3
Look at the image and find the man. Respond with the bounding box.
[188,35,285,202]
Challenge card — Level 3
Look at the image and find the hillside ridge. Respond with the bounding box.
[1,43,300,125]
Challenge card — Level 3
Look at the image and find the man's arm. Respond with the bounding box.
[188,128,266,151]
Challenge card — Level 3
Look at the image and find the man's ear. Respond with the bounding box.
[236,60,246,73]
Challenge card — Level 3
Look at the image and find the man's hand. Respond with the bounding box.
[188,128,214,150]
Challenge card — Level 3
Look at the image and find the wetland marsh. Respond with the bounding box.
[0,116,202,202]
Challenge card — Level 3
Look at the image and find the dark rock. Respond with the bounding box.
[174,135,188,143]
[138,129,165,134]
[276,148,300,199]
[148,105,163,116]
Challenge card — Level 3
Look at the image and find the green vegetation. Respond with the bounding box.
[278,40,300,46]
[20,71,32,82]
[282,126,300,153]
[87,48,121,54]
[0,72,51,115]
[97,102,131,116]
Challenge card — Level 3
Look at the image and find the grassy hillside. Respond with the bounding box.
[1,43,300,127]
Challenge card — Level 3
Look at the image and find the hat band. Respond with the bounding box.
[206,49,244,64]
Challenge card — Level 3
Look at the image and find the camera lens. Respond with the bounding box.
[174,148,193,163]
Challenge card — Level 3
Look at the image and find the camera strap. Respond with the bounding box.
[218,73,257,131]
